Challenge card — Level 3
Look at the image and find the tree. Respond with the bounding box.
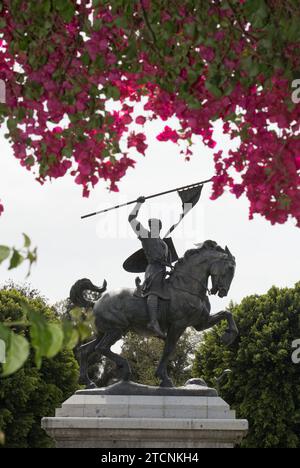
[0,286,79,448]
[120,329,200,386]
[0,283,95,377]
[192,283,300,448]
[0,1,299,225]
[0,247,38,446]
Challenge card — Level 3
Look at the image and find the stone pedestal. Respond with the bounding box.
[42,383,248,448]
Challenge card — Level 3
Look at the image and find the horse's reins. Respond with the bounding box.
[170,271,211,298]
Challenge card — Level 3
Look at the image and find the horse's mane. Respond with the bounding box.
[173,240,226,273]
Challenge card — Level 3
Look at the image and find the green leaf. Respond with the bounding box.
[77,322,93,341]
[23,233,31,248]
[46,324,64,358]
[7,118,17,132]
[52,0,68,11]
[28,310,64,367]
[53,0,75,23]
[28,310,54,367]
[114,16,128,29]
[205,81,223,98]
[106,86,121,100]
[253,2,268,27]
[9,249,24,270]
[41,0,51,15]
[0,323,10,348]
[24,156,34,167]
[62,320,79,350]
[0,246,10,265]
[81,52,90,67]
[0,324,30,377]
[62,146,73,158]
[184,22,196,38]
[26,248,37,276]
[70,307,83,322]
[2,334,30,377]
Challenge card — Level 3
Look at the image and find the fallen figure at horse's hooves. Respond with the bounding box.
[76,379,217,397]
[70,240,239,390]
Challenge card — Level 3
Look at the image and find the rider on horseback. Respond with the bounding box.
[129,196,172,339]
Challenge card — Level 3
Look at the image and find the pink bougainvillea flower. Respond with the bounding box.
[127,132,148,155]
[135,116,146,125]
[157,126,180,143]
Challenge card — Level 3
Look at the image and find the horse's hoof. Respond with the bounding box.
[121,375,132,383]
[78,377,88,386]
[86,381,97,389]
[160,379,174,388]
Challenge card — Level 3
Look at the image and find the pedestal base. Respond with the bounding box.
[42,388,248,448]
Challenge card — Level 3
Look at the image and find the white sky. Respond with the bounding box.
[0,117,299,312]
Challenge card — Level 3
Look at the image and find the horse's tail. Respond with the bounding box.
[69,278,108,309]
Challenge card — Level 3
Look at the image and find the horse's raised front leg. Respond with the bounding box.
[155,325,185,388]
[95,329,132,382]
[206,311,239,346]
[78,337,101,388]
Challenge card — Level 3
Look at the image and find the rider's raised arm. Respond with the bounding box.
[128,197,149,239]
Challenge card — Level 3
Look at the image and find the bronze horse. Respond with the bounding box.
[70,240,238,388]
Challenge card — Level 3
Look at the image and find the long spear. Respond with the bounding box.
[81,177,213,220]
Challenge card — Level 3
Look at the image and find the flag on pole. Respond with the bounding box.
[81,178,211,220]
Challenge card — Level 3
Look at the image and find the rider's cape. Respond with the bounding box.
[123,238,178,273]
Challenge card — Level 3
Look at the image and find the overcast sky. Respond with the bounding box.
[0,115,299,312]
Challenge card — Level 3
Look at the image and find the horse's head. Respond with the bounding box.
[186,240,236,298]
[172,240,236,298]
[209,245,236,298]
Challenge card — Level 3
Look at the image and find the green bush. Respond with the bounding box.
[193,283,300,448]
[0,287,79,448]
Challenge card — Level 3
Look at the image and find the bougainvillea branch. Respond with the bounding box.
[0,0,299,225]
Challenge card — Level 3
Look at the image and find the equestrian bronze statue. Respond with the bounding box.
[72,184,238,388]
[70,232,238,389]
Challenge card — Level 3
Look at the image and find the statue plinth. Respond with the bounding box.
[41,381,248,448]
